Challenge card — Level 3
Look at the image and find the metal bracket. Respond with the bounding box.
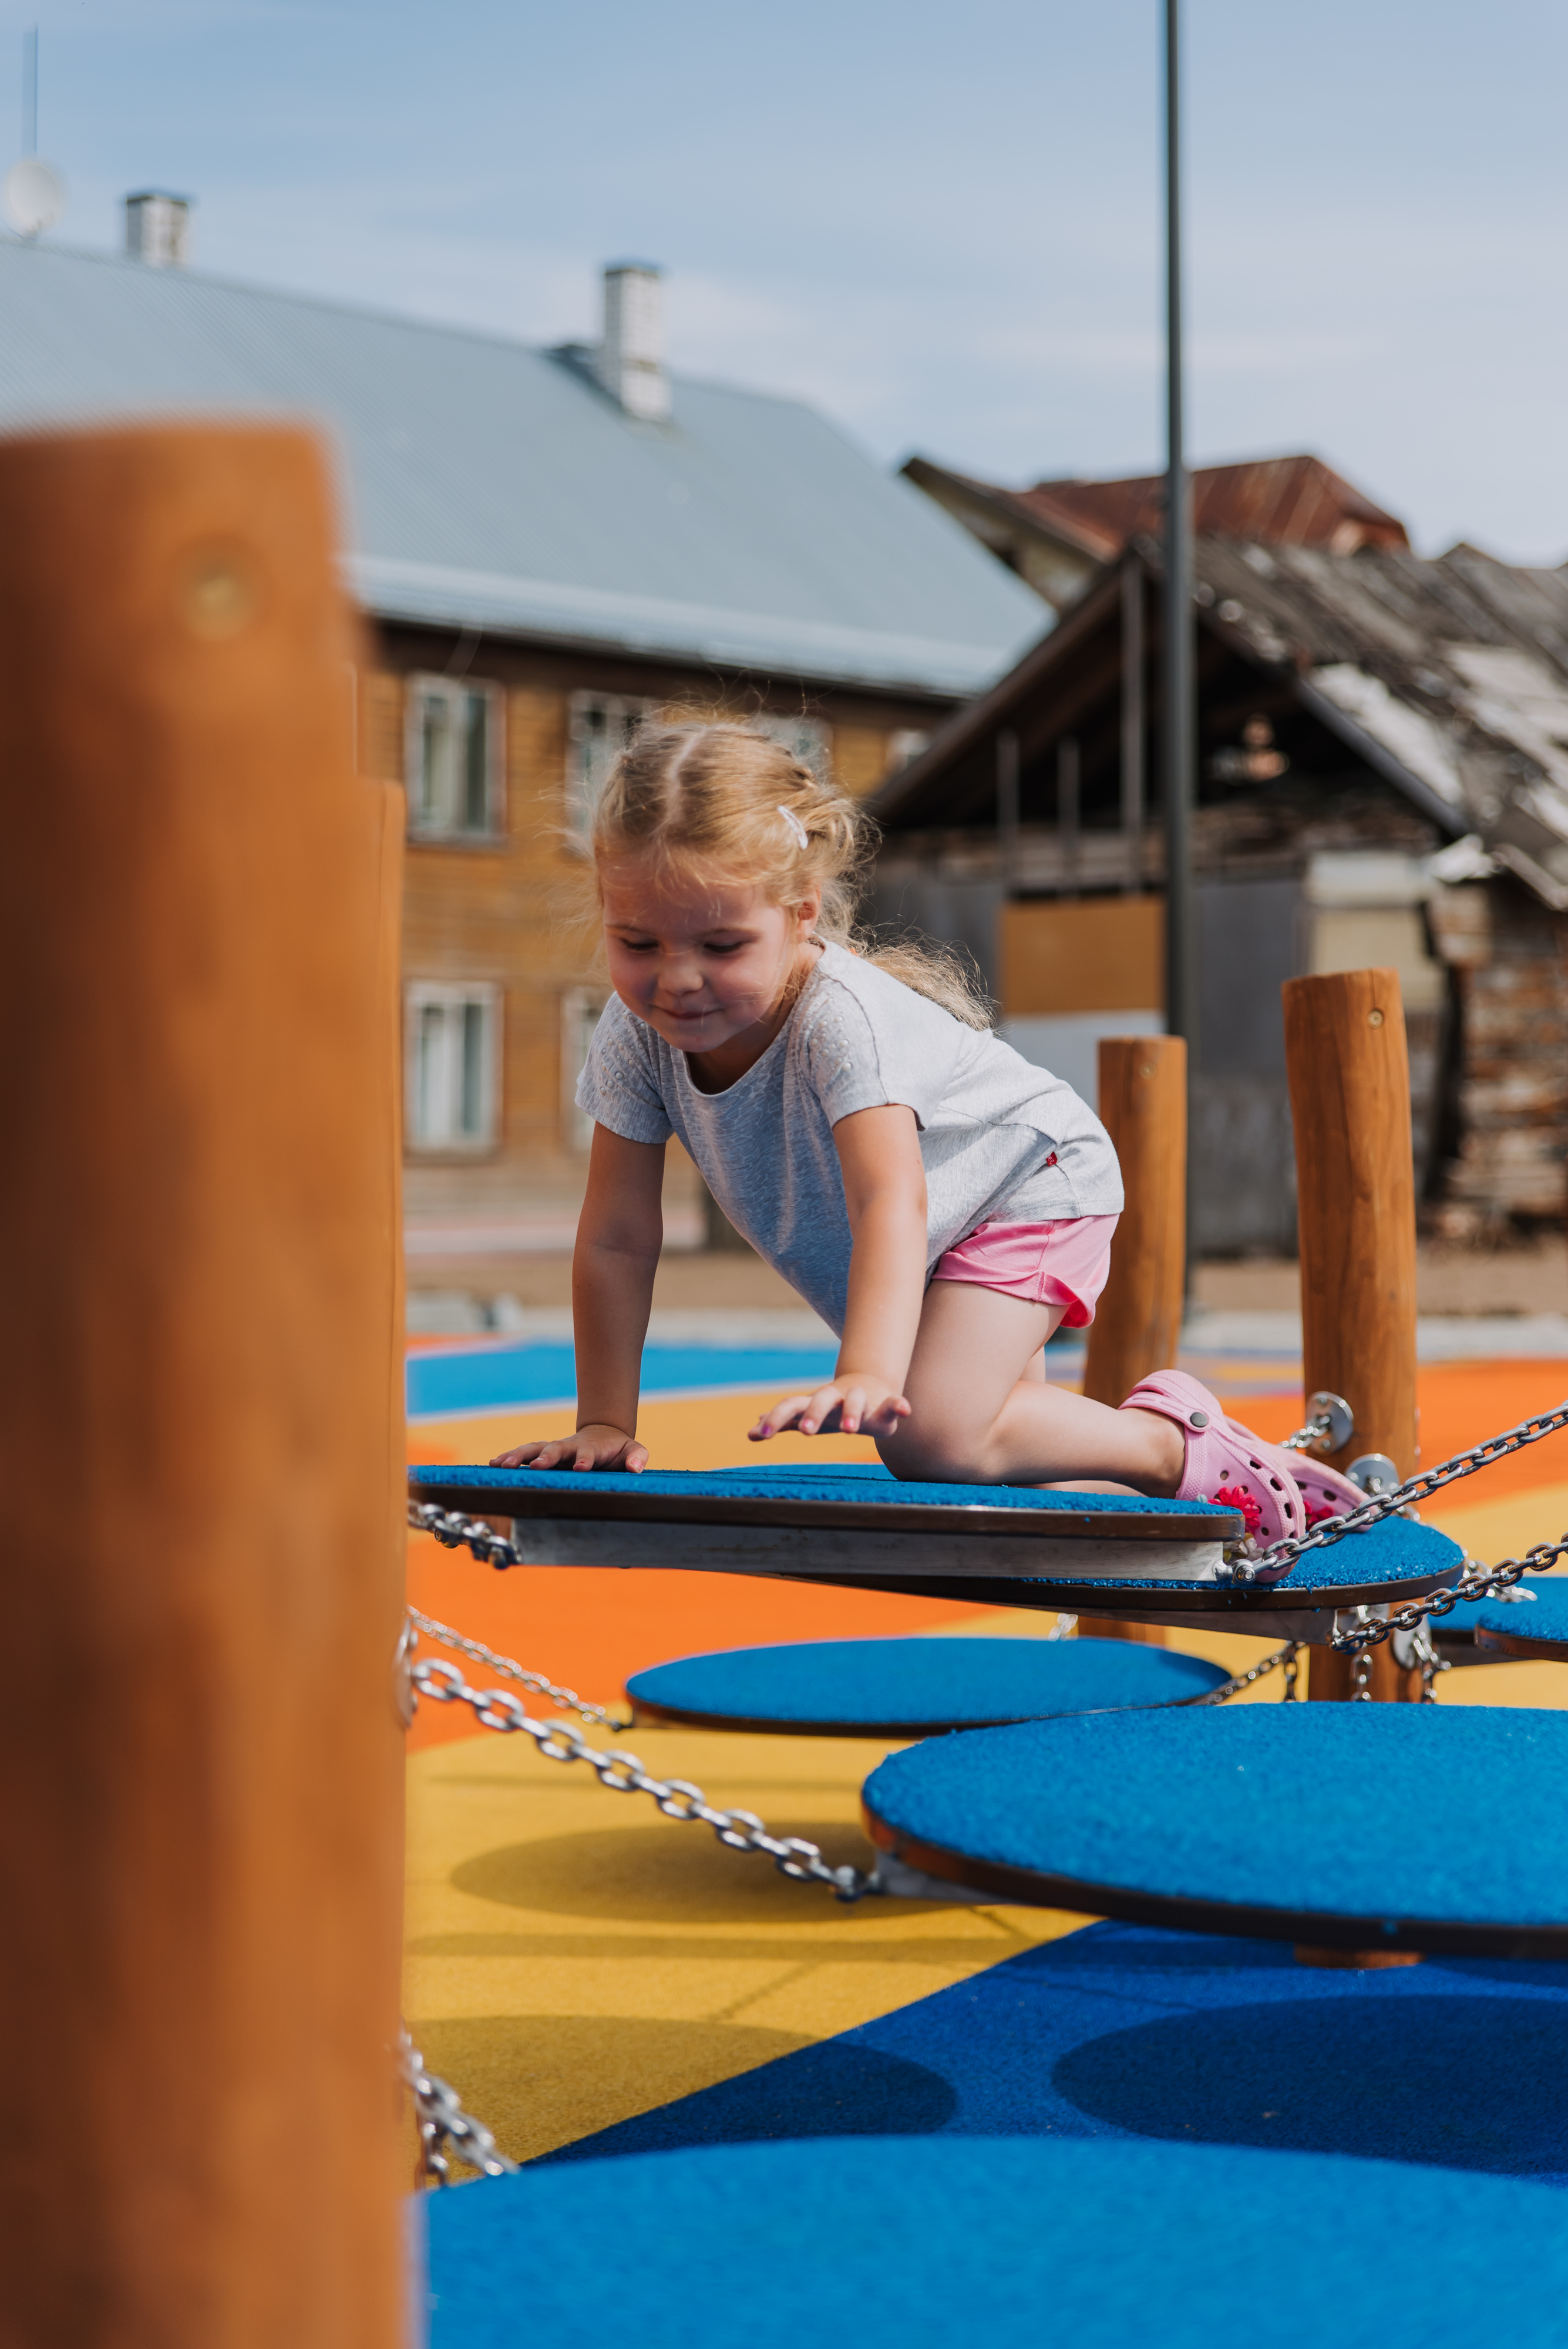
[1307,1391,1355,1453]
[1347,1452,1400,1496]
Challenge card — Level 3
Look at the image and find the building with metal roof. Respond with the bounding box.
[0,238,1044,699]
[867,534,1568,1244]
[0,226,1055,1278]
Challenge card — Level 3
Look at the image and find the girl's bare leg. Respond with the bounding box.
[876,1279,1184,1493]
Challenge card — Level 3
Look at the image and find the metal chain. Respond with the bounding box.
[409,1500,523,1570]
[398,2028,518,2185]
[1244,1396,1568,1582]
[409,1645,870,1902]
[1324,1533,1568,1665]
[1281,1410,1333,1453]
[408,1606,630,1732]
[1409,1621,1448,1703]
[1197,1639,1301,1705]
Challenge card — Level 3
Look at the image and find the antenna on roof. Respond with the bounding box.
[4,26,66,239]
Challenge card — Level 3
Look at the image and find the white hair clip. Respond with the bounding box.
[777,805,810,850]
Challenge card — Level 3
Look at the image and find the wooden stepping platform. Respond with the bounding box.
[625,1634,1231,1737]
[862,1705,1568,1959]
[1471,1576,1568,1661]
[419,2134,1568,2348]
[408,1463,1463,1639]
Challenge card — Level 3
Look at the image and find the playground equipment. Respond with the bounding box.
[861,1704,1568,1957]
[15,420,1568,2343]
[623,1633,1233,1735]
[0,425,407,2345]
[419,2135,1568,2348]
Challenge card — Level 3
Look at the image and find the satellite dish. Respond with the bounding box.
[5,157,66,237]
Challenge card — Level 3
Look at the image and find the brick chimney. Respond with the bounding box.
[594,263,669,423]
[125,190,192,268]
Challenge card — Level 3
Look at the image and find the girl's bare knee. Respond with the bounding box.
[876,1425,987,1485]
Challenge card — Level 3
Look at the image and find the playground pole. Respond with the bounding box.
[1162,0,1197,1292]
[1284,968,1421,1707]
[0,427,407,2341]
[1084,1036,1187,1411]
[1079,1036,1187,1648]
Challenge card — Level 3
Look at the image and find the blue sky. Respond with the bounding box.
[5,0,1566,557]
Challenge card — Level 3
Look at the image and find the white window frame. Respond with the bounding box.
[566,691,655,842]
[405,982,502,1152]
[886,728,930,775]
[405,675,504,842]
[561,986,610,1152]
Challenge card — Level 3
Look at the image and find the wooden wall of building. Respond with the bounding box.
[358,628,945,1227]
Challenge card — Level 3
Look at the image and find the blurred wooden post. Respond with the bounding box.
[1079,1035,1187,1645]
[1284,968,1421,1715]
[0,428,407,2341]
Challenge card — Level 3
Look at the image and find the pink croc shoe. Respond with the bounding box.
[1119,1369,1306,1553]
[1222,1418,1365,1530]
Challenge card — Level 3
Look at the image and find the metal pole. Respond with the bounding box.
[23,26,37,156]
[1121,554,1144,893]
[1162,0,1196,1060]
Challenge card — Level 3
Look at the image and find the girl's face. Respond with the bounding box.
[600,859,822,1057]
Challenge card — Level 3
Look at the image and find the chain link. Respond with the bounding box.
[408,1606,630,1732]
[409,1500,523,1570]
[1323,1533,1568,1666]
[398,2028,518,2185]
[409,1642,870,1902]
[1244,1396,1568,1583]
[1197,1640,1301,1705]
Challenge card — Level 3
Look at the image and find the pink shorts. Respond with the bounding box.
[929,1213,1119,1328]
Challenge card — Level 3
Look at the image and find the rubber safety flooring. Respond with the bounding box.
[404,1343,1568,2171]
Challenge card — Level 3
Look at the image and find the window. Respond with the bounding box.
[406,983,500,1149]
[567,691,655,839]
[887,728,930,774]
[406,677,503,839]
[561,987,610,1151]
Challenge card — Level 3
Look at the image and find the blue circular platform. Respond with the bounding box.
[627,1635,1231,1736]
[410,1460,1463,1619]
[421,2135,1568,2347]
[862,1704,1568,1957]
[1471,1575,1568,1660]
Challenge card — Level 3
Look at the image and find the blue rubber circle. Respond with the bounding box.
[627,1635,1230,1734]
[409,1461,1462,1598]
[1469,1576,1568,1655]
[420,2135,1568,2347]
[863,1704,1568,1953]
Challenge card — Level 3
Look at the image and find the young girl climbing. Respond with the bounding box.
[492,725,1361,1547]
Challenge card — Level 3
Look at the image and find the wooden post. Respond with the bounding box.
[1283,967,1420,1708]
[0,428,407,2341]
[1079,1035,1187,1644]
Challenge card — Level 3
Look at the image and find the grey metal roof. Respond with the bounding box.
[0,239,1046,696]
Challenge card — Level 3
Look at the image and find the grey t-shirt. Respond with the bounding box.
[576,940,1123,1337]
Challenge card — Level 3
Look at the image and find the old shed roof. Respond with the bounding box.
[0,240,1045,697]
[910,453,1411,568]
[873,535,1568,907]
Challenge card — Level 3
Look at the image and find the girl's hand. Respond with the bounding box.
[489,1425,648,1473]
[748,1376,912,1443]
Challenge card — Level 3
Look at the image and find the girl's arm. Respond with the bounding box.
[750,1103,926,1443]
[490,1125,664,1472]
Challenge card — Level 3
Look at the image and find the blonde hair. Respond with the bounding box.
[591,723,993,1029]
